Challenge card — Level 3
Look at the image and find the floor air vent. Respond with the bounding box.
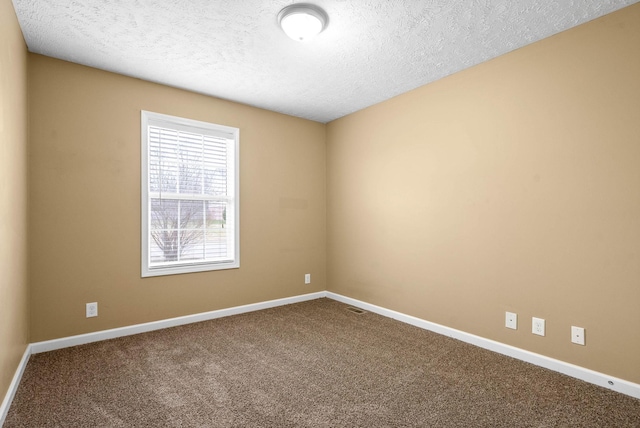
[346,306,366,315]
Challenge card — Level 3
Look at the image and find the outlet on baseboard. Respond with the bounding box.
[86,302,98,318]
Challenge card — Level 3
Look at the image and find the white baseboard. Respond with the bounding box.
[31,291,327,354]
[3,288,637,423]
[2,292,326,424]
[326,292,640,400]
[0,345,31,426]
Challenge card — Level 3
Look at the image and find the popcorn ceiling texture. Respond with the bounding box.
[12,0,638,123]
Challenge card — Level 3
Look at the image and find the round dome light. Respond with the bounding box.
[278,4,328,42]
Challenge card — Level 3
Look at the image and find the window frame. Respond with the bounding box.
[141,110,240,277]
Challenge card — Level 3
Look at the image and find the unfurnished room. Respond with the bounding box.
[1,0,639,426]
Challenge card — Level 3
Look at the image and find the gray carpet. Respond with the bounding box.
[4,298,640,427]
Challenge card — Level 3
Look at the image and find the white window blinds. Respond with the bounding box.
[141,111,239,277]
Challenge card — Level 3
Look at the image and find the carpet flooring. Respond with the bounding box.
[4,298,640,427]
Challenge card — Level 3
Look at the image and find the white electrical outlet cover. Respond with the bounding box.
[86,302,98,318]
[571,326,585,345]
[532,317,545,336]
[505,312,517,330]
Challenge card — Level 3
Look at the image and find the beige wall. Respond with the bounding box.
[327,4,640,383]
[6,0,640,403]
[28,55,326,342]
[0,0,29,405]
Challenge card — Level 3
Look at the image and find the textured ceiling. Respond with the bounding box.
[12,0,639,123]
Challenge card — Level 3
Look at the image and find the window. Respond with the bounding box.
[141,111,239,277]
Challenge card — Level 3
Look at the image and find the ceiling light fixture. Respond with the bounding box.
[278,3,328,42]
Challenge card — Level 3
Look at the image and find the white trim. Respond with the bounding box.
[31,292,326,354]
[326,292,640,400]
[0,345,31,426]
[140,110,240,278]
[5,289,638,419]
